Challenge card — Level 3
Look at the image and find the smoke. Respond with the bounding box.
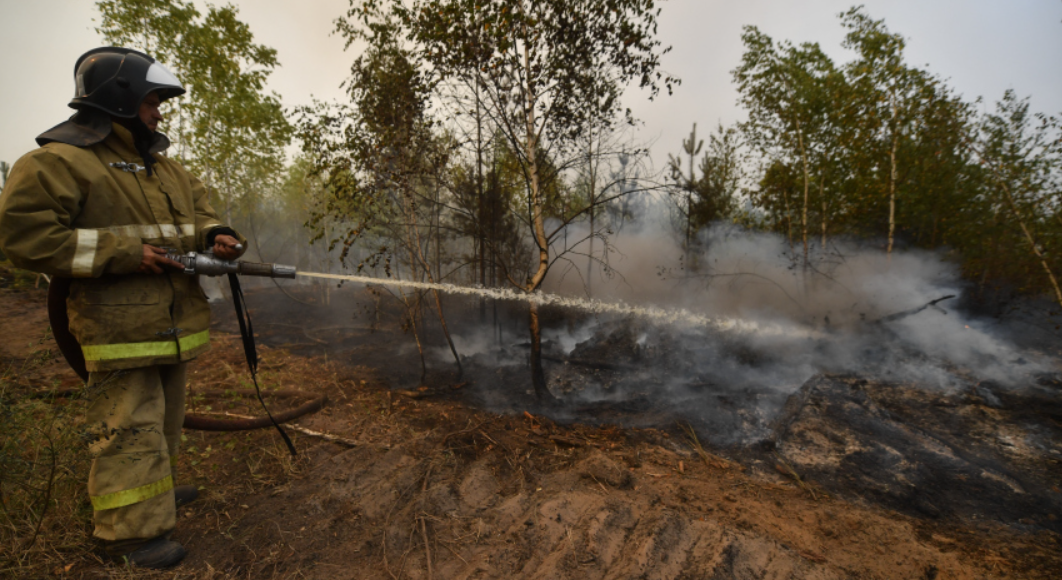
[538,209,1046,379]
[279,197,1053,445]
[431,203,1054,444]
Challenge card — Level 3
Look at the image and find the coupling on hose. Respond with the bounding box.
[164,248,297,279]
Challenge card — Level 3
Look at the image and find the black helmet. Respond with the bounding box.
[69,47,185,118]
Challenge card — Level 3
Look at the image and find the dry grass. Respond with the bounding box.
[0,330,94,578]
[0,322,316,579]
[678,421,737,470]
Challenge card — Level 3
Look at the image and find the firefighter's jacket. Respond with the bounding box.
[0,123,242,371]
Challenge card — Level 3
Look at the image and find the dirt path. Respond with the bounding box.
[1,285,1060,579]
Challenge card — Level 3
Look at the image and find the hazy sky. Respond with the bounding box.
[1,0,1059,173]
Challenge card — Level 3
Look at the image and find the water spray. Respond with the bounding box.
[297,271,819,339]
[150,249,818,339]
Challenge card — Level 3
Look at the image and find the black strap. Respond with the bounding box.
[228,272,297,456]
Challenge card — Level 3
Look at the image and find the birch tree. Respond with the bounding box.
[337,0,676,401]
[733,27,836,266]
[973,91,1062,305]
[840,7,937,258]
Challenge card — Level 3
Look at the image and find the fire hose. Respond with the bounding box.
[48,248,315,453]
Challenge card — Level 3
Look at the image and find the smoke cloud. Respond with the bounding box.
[438,203,1052,444]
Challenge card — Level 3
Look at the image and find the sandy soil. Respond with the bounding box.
[2,283,1060,579]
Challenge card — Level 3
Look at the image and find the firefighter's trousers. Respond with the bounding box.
[85,363,186,542]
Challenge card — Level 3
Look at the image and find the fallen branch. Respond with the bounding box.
[187,409,357,447]
[183,396,328,431]
[873,295,955,324]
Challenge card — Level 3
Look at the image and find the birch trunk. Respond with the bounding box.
[796,119,810,267]
[520,14,556,403]
[995,178,1062,306]
[887,98,898,258]
[820,173,827,250]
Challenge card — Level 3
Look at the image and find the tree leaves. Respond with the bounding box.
[732,7,1062,302]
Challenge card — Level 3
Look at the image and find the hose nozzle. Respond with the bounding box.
[166,250,297,279]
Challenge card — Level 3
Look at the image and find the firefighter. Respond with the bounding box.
[0,47,245,569]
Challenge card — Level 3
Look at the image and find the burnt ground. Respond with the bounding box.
[2,280,1061,579]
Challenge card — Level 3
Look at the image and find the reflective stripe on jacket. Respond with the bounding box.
[0,123,242,371]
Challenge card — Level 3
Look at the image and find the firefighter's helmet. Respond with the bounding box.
[69,47,184,118]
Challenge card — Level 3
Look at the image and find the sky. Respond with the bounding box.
[1,0,1060,174]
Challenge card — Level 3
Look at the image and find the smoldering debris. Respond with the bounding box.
[228,221,1062,533]
[455,299,1045,446]
[769,374,1062,532]
[442,287,1062,533]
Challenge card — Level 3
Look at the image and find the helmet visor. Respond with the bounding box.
[145,62,185,100]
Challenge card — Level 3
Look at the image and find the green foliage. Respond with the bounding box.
[362,0,679,143]
[964,91,1062,299]
[733,25,846,261]
[730,6,1062,302]
[667,123,741,260]
[296,33,444,270]
[333,0,676,292]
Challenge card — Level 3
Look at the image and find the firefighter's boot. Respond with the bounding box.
[174,485,198,507]
[109,536,187,569]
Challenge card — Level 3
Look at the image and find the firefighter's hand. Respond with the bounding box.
[139,244,183,274]
[212,235,244,260]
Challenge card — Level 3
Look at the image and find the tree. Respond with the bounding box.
[96,0,291,227]
[731,7,1062,307]
[839,6,937,257]
[298,32,465,378]
[336,0,676,401]
[972,91,1062,305]
[891,83,973,250]
[733,27,838,265]
[667,124,703,266]
[667,122,741,268]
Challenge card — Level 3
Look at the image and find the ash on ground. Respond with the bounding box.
[219,286,1062,535]
[457,303,1062,534]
